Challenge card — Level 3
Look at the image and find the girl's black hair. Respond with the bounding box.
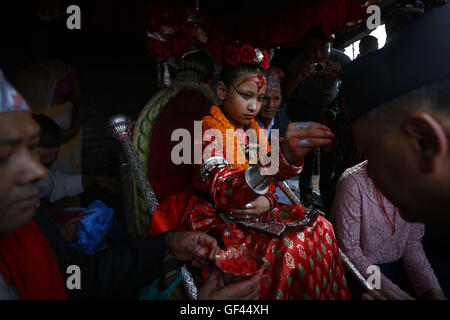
[178,50,215,82]
[32,114,62,148]
[219,62,261,87]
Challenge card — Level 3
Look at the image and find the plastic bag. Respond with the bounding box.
[71,200,115,255]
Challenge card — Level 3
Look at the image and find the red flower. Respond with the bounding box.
[224,45,242,66]
[220,255,259,274]
[241,45,256,64]
[259,50,270,70]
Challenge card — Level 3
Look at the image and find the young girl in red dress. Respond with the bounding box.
[151,45,350,300]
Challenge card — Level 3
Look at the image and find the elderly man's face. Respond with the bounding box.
[259,88,282,121]
[0,111,47,236]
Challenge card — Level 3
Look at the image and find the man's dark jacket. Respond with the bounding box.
[34,210,169,299]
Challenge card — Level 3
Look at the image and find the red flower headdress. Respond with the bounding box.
[224,44,269,70]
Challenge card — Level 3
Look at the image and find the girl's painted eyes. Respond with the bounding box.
[238,93,265,102]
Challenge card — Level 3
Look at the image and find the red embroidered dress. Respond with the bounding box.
[151,106,349,300]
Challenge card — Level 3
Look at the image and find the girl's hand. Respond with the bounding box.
[282,122,334,165]
[230,196,270,219]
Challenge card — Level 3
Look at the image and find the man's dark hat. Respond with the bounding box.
[341,4,450,123]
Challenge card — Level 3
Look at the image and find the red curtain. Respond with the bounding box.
[33,0,375,47]
[207,0,374,47]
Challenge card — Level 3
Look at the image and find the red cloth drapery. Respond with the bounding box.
[33,0,378,47]
[143,0,377,48]
[209,0,372,48]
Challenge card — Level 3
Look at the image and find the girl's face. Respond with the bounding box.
[218,73,267,128]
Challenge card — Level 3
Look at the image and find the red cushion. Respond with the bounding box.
[148,89,212,202]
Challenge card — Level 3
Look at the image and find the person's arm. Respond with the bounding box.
[331,173,410,299]
[43,171,84,203]
[195,119,333,211]
[402,223,446,300]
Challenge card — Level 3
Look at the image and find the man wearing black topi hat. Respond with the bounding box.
[341,3,450,225]
[341,3,450,300]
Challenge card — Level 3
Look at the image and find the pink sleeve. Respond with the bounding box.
[331,173,410,299]
[402,223,442,297]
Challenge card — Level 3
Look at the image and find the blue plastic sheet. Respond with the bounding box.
[71,200,115,255]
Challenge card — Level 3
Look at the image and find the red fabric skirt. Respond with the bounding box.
[150,190,350,300]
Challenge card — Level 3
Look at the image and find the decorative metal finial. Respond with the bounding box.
[108,114,131,140]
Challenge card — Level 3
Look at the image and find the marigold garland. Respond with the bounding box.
[202,105,271,171]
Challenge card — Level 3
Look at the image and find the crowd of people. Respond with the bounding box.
[0,1,449,301]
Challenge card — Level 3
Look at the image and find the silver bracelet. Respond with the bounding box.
[199,156,229,184]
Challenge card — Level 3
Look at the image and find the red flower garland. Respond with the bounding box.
[223,44,270,70]
[224,46,242,66]
[241,44,257,64]
[220,256,259,275]
[266,206,305,223]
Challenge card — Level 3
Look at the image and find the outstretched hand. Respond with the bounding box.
[282,122,334,165]
[198,269,263,300]
[166,231,219,268]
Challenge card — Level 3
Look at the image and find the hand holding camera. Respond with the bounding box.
[323,59,341,78]
[310,61,327,73]
[305,59,341,78]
